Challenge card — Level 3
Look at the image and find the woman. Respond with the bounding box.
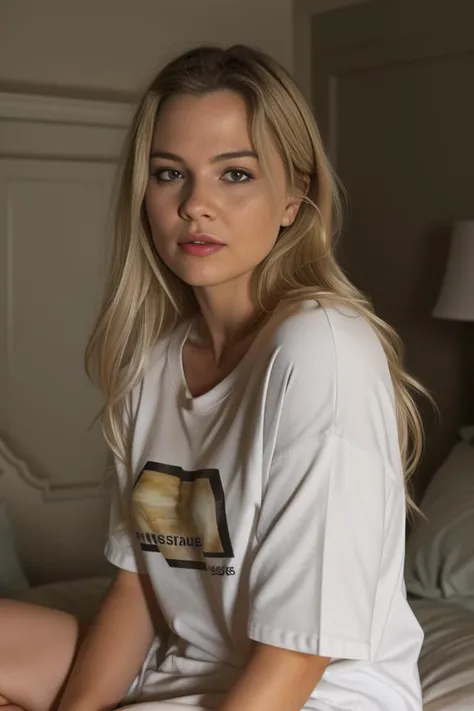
[0,45,426,711]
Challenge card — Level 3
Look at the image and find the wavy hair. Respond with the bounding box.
[85,44,429,509]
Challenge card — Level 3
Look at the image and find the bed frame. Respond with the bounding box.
[0,436,112,585]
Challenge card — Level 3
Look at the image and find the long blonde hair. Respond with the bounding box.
[85,45,428,508]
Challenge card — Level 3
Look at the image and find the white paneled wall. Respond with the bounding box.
[0,93,134,583]
[1,159,111,482]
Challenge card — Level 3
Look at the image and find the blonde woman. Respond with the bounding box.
[0,45,426,711]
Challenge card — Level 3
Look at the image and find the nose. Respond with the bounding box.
[179,177,216,222]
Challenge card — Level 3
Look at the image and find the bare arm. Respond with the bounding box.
[219,642,330,711]
[58,568,166,711]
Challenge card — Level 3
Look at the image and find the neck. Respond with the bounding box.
[191,282,267,367]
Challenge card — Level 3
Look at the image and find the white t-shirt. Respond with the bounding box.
[105,299,424,711]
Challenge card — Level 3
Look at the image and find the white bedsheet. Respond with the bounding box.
[12,576,111,620]
[410,599,474,710]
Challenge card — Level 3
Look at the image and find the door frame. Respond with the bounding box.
[294,0,377,100]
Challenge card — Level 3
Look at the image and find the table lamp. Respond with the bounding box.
[433,220,474,321]
[433,219,474,438]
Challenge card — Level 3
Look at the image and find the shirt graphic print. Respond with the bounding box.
[132,461,234,571]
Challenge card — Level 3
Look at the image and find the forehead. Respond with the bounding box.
[151,90,253,152]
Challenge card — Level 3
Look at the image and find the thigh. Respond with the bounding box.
[0,599,82,711]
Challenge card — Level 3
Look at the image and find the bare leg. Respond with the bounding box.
[0,599,83,711]
[0,692,26,711]
[0,697,25,711]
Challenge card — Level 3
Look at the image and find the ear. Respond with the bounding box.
[280,199,300,228]
[280,175,310,228]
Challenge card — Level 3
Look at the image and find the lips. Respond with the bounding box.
[177,233,226,257]
[179,233,225,246]
[179,241,225,257]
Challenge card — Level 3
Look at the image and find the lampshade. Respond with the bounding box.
[433,220,474,321]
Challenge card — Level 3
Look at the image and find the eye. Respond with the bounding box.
[151,168,183,182]
[222,168,253,183]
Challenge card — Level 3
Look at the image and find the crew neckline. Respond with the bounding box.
[167,304,285,413]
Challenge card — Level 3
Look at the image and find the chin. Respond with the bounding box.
[175,264,253,290]
[178,273,233,289]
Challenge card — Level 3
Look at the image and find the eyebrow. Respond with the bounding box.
[149,150,259,164]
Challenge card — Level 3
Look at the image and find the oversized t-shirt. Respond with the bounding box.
[105,299,424,711]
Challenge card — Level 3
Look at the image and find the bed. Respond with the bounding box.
[404,425,474,710]
[0,435,113,617]
[1,430,474,710]
[409,599,474,710]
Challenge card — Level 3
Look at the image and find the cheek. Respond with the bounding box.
[145,186,175,231]
[144,189,158,229]
[231,182,274,215]
[232,191,282,240]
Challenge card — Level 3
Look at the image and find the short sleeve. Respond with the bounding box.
[104,459,138,573]
[248,433,391,661]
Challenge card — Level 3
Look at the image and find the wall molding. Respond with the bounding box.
[0,436,108,501]
[294,0,376,101]
[0,91,135,128]
[315,28,474,167]
[0,435,111,583]
[303,0,373,13]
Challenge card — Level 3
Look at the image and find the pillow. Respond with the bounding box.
[405,438,474,614]
[459,425,474,445]
[0,500,29,596]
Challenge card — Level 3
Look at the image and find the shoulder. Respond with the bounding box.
[265,299,398,458]
[270,299,389,381]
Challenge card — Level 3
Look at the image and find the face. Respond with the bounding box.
[144,90,301,294]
